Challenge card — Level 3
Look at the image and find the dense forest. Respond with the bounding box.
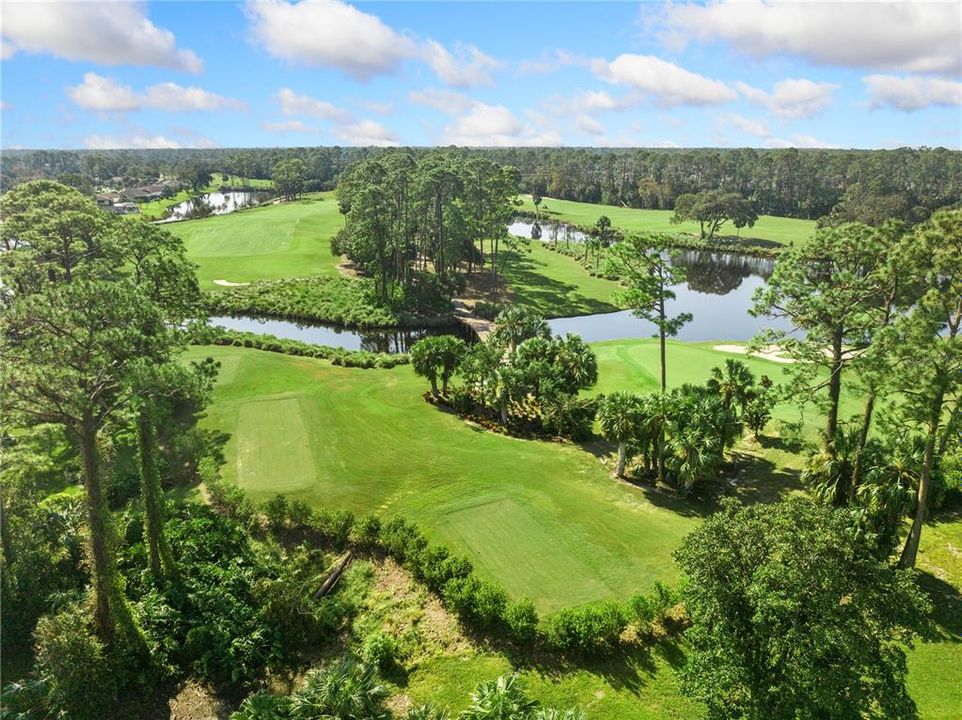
[4,146,961,222]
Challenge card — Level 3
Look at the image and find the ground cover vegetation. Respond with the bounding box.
[3,159,961,720]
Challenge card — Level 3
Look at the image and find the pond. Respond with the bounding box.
[161,190,272,222]
[210,315,477,354]
[547,249,788,343]
[509,219,587,244]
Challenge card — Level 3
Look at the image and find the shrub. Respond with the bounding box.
[287,499,314,527]
[263,494,289,532]
[289,656,389,720]
[360,631,396,671]
[33,605,117,720]
[351,513,382,547]
[541,601,627,653]
[473,301,502,321]
[311,508,355,548]
[504,598,539,644]
[442,576,507,629]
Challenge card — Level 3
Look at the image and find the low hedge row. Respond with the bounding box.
[204,464,685,655]
[192,327,409,369]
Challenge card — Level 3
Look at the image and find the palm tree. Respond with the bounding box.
[598,392,643,477]
[706,359,756,418]
[492,307,550,354]
[411,335,465,397]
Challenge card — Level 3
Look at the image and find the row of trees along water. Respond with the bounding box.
[334,151,525,304]
[5,146,961,222]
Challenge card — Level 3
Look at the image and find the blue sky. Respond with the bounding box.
[1,1,960,149]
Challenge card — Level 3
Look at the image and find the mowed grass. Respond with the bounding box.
[500,242,621,317]
[188,343,708,611]
[188,341,960,717]
[168,192,344,288]
[519,195,816,246]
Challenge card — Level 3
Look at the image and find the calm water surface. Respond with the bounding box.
[211,315,475,354]
[162,191,271,222]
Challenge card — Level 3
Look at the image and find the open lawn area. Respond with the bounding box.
[519,195,817,246]
[169,192,344,288]
[188,341,961,718]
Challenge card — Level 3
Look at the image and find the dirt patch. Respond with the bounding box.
[368,557,474,658]
[167,681,231,720]
[336,260,363,279]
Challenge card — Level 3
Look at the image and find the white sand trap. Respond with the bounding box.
[213,279,250,287]
[713,344,796,364]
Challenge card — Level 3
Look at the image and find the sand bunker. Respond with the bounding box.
[213,279,250,287]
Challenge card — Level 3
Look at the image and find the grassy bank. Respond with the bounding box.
[169,192,344,288]
[519,195,816,246]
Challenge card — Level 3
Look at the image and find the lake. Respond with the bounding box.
[162,190,272,222]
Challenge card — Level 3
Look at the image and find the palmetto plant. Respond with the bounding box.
[459,674,538,720]
[288,656,388,720]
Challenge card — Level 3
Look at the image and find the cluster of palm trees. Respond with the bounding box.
[411,308,598,438]
[598,359,774,493]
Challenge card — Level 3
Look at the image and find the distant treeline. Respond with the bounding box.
[4,145,961,221]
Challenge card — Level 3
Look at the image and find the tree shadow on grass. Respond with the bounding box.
[916,571,962,643]
[501,251,619,318]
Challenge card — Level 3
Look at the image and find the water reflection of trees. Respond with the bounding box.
[358,324,478,354]
[672,251,775,296]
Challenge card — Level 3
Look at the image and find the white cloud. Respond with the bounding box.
[83,133,183,149]
[359,100,394,115]
[409,88,476,115]
[725,113,771,138]
[441,102,562,146]
[67,73,245,113]
[517,49,582,76]
[574,90,638,113]
[246,0,416,80]
[593,54,736,106]
[662,0,961,76]
[275,88,352,122]
[246,0,503,86]
[737,78,838,119]
[2,1,201,72]
[576,114,605,136]
[261,119,319,133]
[864,74,962,111]
[764,134,842,149]
[333,119,399,146]
[422,41,502,87]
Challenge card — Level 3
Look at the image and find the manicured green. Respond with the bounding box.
[499,243,621,318]
[168,192,344,288]
[520,195,816,246]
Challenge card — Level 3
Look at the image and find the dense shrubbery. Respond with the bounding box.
[251,487,683,655]
[206,275,452,328]
[198,327,410,368]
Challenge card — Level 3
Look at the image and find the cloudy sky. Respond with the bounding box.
[1,0,960,149]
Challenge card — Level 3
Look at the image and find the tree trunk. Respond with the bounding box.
[138,409,178,582]
[79,415,115,642]
[850,393,876,499]
[616,442,627,478]
[825,326,844,455]
[659,296,667,392]
[430,377,438,398]
[899,388,945,569]
[500,400,508,425]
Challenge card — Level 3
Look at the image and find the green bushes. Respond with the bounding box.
[32,605,117,720]
[473,301,502,321]
[206,276,451,328]
[250,495,682,655]
[197,327,409,369]
[541,601,627,653]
